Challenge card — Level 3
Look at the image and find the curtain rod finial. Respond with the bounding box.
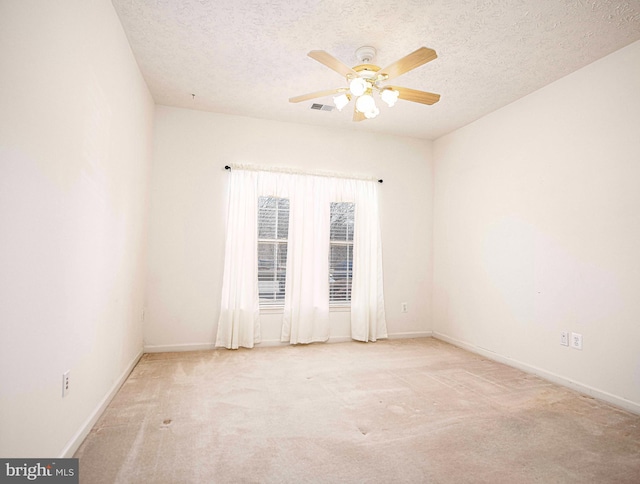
[225,165,231,170]
[378,179,383,183]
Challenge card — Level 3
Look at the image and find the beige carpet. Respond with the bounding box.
[75,338,640,483]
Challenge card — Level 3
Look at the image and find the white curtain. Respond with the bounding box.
[350,180,387,341]
[215,169,260,349]
[216,165,387,348]
[281,175,331,344]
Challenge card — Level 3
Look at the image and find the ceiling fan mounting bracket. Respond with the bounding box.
[355,46,376,64]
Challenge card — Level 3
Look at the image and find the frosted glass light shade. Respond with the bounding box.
[333,93,350,111]
[381,88,399,107]
[364,106,380,119]
[349,78,368,96]
[355,94,375,113]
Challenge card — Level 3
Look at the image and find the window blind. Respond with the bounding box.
[329,202,354,303]
[257,196,289,306]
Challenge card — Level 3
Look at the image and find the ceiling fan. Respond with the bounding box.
[289,46,440,121]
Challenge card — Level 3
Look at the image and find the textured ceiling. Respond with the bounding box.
[112,0,640,140]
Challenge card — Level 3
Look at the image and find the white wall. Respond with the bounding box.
[433,40,640,411]
[145,106,433,349]
[0,0,154,456]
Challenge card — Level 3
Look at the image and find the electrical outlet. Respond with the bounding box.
[401,302,408,313]
[560,331,569,346]
[571,332,583,350]
[62,370,70,397]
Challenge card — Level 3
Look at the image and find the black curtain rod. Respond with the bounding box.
[224,165,383,183]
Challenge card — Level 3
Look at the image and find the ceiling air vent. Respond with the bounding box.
[310,103,334,112]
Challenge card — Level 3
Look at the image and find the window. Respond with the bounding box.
[218,168,386,348]
[257,196,289,306]
[329,202,354,304]
[257,198,354,307]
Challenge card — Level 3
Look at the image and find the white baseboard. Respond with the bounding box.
[259,332,433,346]
[433,332,640,416]
[388,330,433,339]
[60,349,143,458]
[144,342,215,352]
[145,332,433,353]
[257,337,354,346]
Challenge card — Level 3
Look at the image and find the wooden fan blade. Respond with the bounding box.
[308,50,358,78]
[379,47,437,80]
[353,106,366,122]
[289,88,344,103]
[388,86,441,105]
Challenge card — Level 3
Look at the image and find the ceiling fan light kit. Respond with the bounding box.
[290,45,441,122]
[380,88,399,107]
[333,93,351,111]
[349,77,368,97]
